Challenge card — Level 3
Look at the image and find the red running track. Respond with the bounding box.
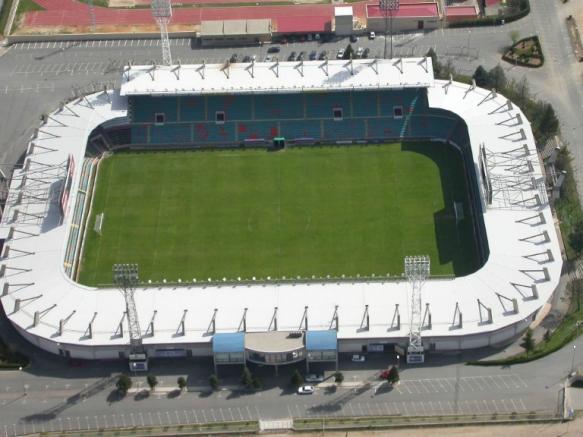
[25,0,368,28]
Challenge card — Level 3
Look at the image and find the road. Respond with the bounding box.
[0,0,583,435]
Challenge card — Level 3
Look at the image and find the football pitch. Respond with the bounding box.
[78,143,481,286]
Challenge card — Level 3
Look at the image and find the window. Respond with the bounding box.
[393,106,403,119]
[333,108,343,121]
[215,111,225,124]
[154,113,165,125]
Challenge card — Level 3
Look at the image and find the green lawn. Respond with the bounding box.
[78,143,480,286]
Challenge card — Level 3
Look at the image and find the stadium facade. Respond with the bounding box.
[0,58,562,365]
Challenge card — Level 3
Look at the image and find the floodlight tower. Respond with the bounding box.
[87,0,96,32]
[404,255,430,364]
[151,0,173,66]
[379,0,399,59]
[113,264,142,351]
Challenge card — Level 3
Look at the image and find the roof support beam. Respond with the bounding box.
[389,303,400,331]
[238,307,248,332]
[269,306,278,331]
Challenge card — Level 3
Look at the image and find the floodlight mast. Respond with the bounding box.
[379,0,399,59]
[151,0,173,66]
[404,255,430,364]
[113,264,143,352]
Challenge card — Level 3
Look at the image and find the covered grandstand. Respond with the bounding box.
[0,58,562,362]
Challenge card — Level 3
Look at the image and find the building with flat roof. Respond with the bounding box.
[366,2,440,32]
[200,19,271,46]
[334,6,354,35]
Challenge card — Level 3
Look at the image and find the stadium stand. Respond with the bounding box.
[305,92,352,119]
[63,157,98,278]
[150,124,192,144]
[179,96,206,121]
[207,95,253,121]
[132,96,179,123]
[238,121,279,140]
[323,119,366,140]
[254,94,304,120]
[279,120,322,140]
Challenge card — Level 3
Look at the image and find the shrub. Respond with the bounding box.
[177,376,187,391]
[116,374,132,395]
[209,374,219,390]
[334,372,344,383]
[291,369,303,387]
[146,375,158,391]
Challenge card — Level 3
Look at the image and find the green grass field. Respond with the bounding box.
[78,143,481,286]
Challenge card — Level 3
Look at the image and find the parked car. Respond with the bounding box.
[264,56,272,62]
[267,46,281,53]
[309,50,317,60]
[350,35,358,43]
[288,51,297,61]
[352,354,366,362]
[242,55,251,63]
[305,374,325,383]
[319,50,328,60]
[356,47,364,58]
[336,48,345,59]
[369,31,376,40]
[362,48,370,59]
[297,385,315,394]
[229,53,238,63]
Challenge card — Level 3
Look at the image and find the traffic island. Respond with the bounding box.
[502,36,544,68]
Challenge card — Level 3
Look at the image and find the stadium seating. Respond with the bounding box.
[237,121,279,140]
[280,120,322,140]
[305,92,351,119]
[207,95,253,121]
[254,94,304,120]
[124,89,473,147]
[179,96,206,121]
[131,125,149,144]
[150,124,192,144]
[351,91,379,117]
[192,122,236,143]
[323,119,366,140]
[366,117,405,140]
[64,158,98,278]
[131,96,178,123]
[448,120,471,147]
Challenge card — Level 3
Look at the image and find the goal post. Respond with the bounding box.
[94,212,104,235]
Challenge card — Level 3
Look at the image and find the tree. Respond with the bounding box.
[116,374,132,395]
[343,44,355,60]
[291,369,303,387]
[487,65,507,90]
[146,375,158,392]
[509,30,520,45]
[177,376,187,391]
[536,103,559,143]
[252,375,262,390]
[241,367,253,388]
[426,48,442,79]
[209,374,219,390]
[521,328,535,355]
[334,371,344,383]
[386,366,400,385]
[569,221,583,255]
[472,65,489,88]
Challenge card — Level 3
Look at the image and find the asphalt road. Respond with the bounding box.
[0,0,582,434]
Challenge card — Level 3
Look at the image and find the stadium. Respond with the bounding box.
[0,57,562,369]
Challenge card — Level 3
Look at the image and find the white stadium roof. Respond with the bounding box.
[119,58,434,96]
[0,58,562,357]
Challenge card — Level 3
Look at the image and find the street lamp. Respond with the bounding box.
[379,0,400,59]
[19,366,27,397]
[396,354,400,369]
[571,345,577,376]
[467,30,472,60]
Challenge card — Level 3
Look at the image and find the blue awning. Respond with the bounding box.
[305,330,337,351]
[213,332,245,353]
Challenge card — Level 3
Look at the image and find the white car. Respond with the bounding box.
[337,48,345,59]
[297,385,315,394]
[305,374,324,383]
[356,47,364,58]
[351,354,366,362]
[369,31,376,40]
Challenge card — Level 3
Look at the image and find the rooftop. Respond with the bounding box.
[334,6,353,17]
[366,3,439,19]
[120,58,434,96]
[245,331,304,353]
